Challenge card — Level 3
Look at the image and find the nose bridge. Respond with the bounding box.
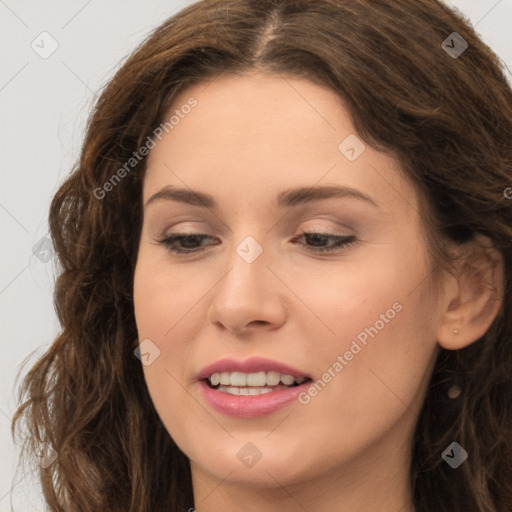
[207,231,286,331]
[217,233,269,303]
[234,234,265,266]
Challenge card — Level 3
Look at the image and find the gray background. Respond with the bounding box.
[1,1,511,510]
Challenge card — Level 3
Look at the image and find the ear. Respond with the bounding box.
[437,234,504,350]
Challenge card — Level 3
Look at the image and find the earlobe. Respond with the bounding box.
[436,235,504,351]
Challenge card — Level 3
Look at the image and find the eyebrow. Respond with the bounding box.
[145,184,379,210]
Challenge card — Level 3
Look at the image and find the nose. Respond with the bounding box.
[207,236,287,335]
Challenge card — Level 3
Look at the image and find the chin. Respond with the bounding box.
[185,432,320,488]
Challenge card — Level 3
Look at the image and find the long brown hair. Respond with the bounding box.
[12,0,512,510]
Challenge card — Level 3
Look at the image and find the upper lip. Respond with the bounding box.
[197,356,311,381]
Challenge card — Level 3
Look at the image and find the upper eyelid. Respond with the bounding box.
[155,215,356,233]
[159,227,352,238]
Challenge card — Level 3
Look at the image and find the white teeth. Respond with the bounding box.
[207,371,308,389]
[230,372,247,387]
[280,374,295,386]
[266,371,281,386]
[247,371,266,386]
[218,385,281,395]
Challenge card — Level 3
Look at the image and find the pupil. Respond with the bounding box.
[183,235,202,248]
[307,233,327,246]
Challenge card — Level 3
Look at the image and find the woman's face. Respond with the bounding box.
[133,73,443,491]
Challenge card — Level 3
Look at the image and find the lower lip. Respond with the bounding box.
[199,380,310,418]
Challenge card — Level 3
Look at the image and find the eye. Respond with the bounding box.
[155,233,216,254]
[292,230,357,253]
[154,231,357,255]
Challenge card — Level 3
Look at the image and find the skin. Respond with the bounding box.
[133,72,503,512]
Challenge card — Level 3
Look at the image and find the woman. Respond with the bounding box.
[12,0,512,511]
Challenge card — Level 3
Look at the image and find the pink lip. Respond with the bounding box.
[197,356,310,381]
[197,357,312,418]
[199,380,311,418]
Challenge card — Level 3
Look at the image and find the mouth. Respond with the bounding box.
[197,357,313,417]
[203,371,312,396]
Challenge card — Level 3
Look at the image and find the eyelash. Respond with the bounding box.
[155,230,356,255]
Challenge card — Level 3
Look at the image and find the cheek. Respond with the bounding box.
[289,245,438,445]
[133,261,202,448]
[132,252,209,390]
[133,257,192,366]
[133,248,203,339]
[276,241,432,359]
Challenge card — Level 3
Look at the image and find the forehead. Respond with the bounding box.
[148,72,350,167]
[143,72,418,220]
